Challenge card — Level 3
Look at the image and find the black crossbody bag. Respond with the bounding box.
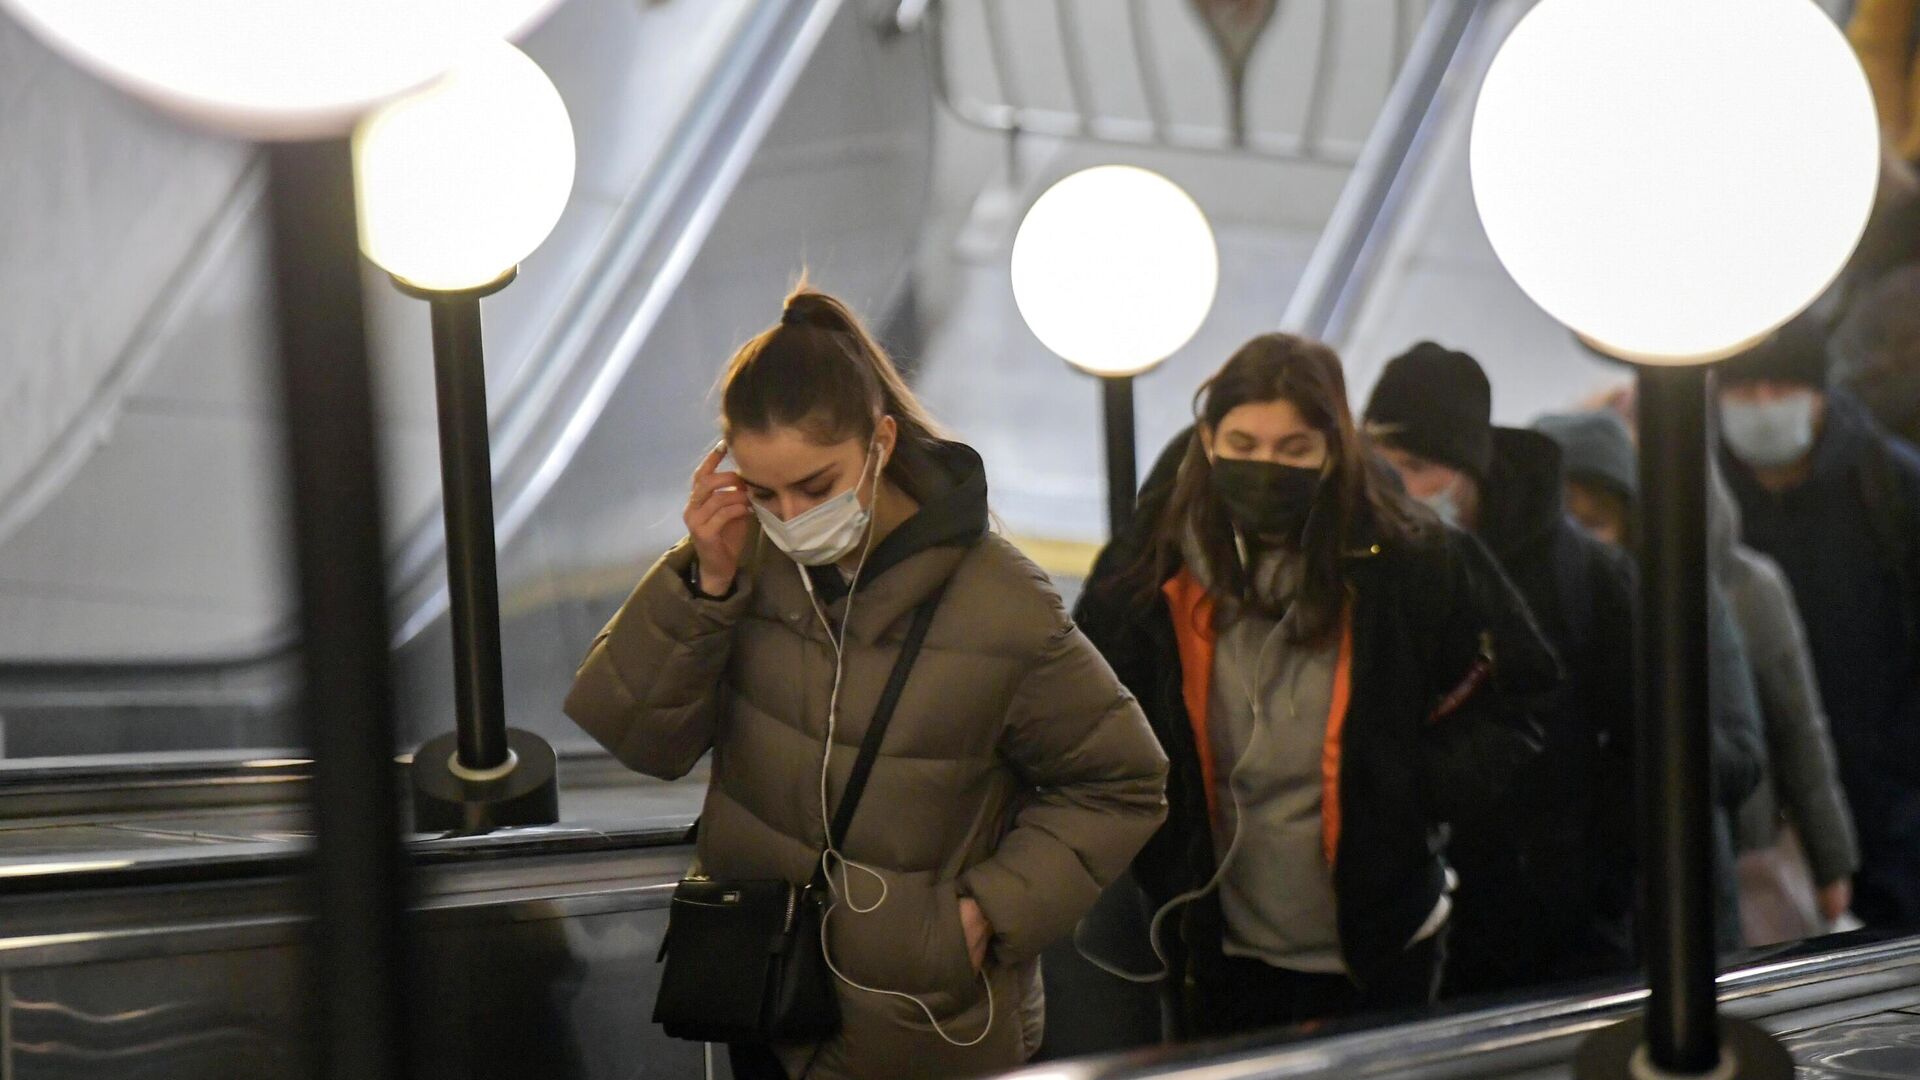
[652,587,945,1045]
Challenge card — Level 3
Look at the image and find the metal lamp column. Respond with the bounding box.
[1102,375,1138,537]
[1573,365,1791,1078]
[402,272,559,834]
[266,139,413,1080]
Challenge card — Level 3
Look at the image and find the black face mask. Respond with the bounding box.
[1209,458,1322,539]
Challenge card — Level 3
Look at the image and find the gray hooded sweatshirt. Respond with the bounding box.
[1712,473,1862,886]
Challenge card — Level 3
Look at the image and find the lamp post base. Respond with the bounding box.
[410,727,559,835]
[1576,1016,1793,1080]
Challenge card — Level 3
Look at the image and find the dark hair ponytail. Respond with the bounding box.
[720,281,947,501]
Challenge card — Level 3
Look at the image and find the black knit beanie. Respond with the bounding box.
[1719,322,1831,390]
[1363,342,1494,479]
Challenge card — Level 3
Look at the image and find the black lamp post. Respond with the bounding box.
[267,136,416,1080]
[1101,375,1139,538]
[354,41,575,834]
[1572,363,1791,1078]
[396,271,559,834]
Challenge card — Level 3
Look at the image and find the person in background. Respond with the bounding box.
[1831,265,1920,447]
[1718,324,1920,930]
[1849,0,1920,164]
[564,287,1168,1080]
[1074,334,1557,1037]
[1530,407,1773,955]
[1534,411,1638,548]
[1708,473,1861,945]
[1362,345,1636,994]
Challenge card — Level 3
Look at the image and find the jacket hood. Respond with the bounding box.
[1807,390,1890,484]
[1477,428,1567,563]
[1710,465,1742,567]
[1534,409,1637,502]
[804,439,990,600]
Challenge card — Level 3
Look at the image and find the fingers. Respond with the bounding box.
[693,441,726,482]
[687,489,751,533]
[689,468,744,506]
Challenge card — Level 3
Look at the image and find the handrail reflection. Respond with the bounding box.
[1002,933,1920,1079]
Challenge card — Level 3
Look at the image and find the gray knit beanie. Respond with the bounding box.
[1533,409,1638,502]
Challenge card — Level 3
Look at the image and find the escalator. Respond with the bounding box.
[9,0,1913,1076]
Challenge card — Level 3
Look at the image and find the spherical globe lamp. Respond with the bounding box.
[1011,165,1219,378]
[0,0,561,139]
[354,41,575,295]
[1470,0,1878,365]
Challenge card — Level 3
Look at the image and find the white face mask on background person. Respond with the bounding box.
[752,441,883,566]
[1419,481,1463,527]
[1721,393,1818,469]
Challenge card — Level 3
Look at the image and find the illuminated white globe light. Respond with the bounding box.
[1469,0,1879,365]
[1012,166,1219,377]
[354,42,575,294]
[0,0,560,139]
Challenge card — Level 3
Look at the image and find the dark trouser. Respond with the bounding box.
[1443,918,1634,1001]
[727,1041,789,1080]
[1186,933,1444,1040]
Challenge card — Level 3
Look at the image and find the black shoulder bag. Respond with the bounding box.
[652,586,945,1045]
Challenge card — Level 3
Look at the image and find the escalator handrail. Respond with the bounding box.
[1278,0,1483,344]
[0,816,698,897]
[0,154,264,553]
[1008,931,1920,1079]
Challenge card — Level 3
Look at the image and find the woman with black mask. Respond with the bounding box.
[1074,334,1558,1037]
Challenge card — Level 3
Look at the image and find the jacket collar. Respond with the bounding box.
[758,439,988,642]
[1476,427,1567,563]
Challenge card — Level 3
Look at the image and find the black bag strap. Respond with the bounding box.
[824,583,948,858]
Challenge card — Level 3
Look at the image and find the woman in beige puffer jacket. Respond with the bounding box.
[564,287,1168,1080]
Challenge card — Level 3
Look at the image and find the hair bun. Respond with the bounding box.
[780,289,842,331]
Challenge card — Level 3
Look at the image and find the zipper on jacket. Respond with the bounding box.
[784,884,800,933]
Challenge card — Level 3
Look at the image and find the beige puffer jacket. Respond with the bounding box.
[564,444,1168,1080]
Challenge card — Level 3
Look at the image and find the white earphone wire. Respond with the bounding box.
[1075,534,1300,985]
[799,440,995,1048]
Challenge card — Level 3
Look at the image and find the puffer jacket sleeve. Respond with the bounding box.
[1419,527,1556,822]
[562,539,753,780]
[958,622,1170,965]
[1746,561,1860,886]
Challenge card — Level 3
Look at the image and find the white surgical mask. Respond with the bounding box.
[1721,393,1817,469]
[752,443,882,566]
[1419,482,1462,526]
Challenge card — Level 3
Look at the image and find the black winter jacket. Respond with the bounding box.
[1073,432,1559,997]
[1723,392,1920,925]
[1442,429,1640,993]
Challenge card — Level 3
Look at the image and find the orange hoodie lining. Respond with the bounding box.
[1163,572,1355,867]
[1320,604,1354,867]
[1163,572,1220,822]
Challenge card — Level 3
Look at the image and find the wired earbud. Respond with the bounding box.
[799,437,995,1047]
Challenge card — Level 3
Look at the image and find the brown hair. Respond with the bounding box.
[1140,333,1426,648]
[719,283,947,502]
